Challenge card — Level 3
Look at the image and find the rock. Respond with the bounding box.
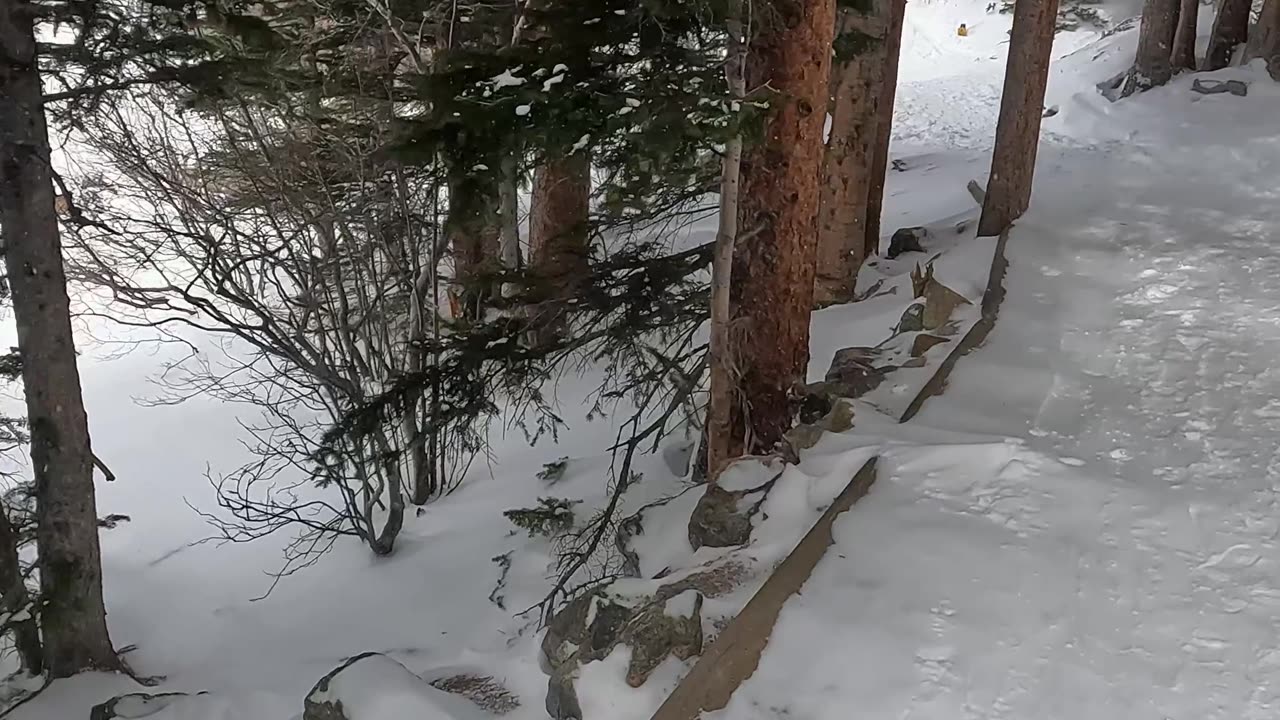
[687,476,776,550]
[823,347,887,399]
[657,560,750,600]
[908,263,971,331]
[541,582,709,717]
[785,399,856,453]
[1192,79,1248,97]
[910,333,949,357]
[540,590,634,674]
[430,674,520,715]
[887,227,927,258]
[304,653,488,720]
[545,672,582,720]
[897,301,926,333]
[90,693,198,720]
[617,590,703,687]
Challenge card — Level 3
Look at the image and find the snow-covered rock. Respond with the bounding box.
[89,693,199,720]
[303,653,493,720]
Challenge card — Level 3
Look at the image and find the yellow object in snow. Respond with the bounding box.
[957,23,968,36]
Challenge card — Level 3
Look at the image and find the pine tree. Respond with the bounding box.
[0,0,121,676]
[978,0,1061,236]
[727,0,836,458]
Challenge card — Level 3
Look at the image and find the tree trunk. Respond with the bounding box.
[1204,0,1250,70]
[814,0,891,307]
[1171,0,1199,70]
[864,0,907,259]
[1122,0,1180,95]
[0,504,42,676]
[528,153,590,286]
[526,152,589,341]
[977,0,1061,237]
[446,168,502,320]
[707,7,747,482]
[0,0,121,677]
[1246,0,1280,78]
[499,154,522,276]
[728,0,836,458]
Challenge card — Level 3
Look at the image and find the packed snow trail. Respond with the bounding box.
[718,63,1280,720]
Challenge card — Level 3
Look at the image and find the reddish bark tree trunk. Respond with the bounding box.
[814,0,891,306]
[1204,0,1250,70]
[526,153,590,341]
[727,0,836,458]
[1171,0,1199,70]
[1122,0,1180,95]
[1246,0,1280,78]
[0,0,121,677]
[864,0,907,258]
[977,0,1061,237]
[528,153,590,287]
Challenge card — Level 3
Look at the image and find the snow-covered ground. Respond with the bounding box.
[13,0,1280,717]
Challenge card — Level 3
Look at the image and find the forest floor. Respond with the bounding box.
[13,0,1280,717]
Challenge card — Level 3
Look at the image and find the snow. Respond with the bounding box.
[12,0,1280,717]
[310,655,493,720]
[712,16,1280,720]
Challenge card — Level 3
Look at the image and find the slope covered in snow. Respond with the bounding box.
[717,24,1280,720]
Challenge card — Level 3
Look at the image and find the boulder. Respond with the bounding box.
[617,590,703,687]
[1191,79,1248,97]
[910,333,949,357]
[887,227,927,259]
[822,347,887,399]
[304,653,490,720]
[90,693,198,720]
[897,301,926,333]
[785,399,856,454]
[908,263,970,331]
[541,584,707,718]
[687,476,776,551]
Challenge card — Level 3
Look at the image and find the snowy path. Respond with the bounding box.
[717,67,1280,720]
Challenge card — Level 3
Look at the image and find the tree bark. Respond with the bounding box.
[499,154,522,275]
[1203,0,1244,69]
[1246,0,1280,78]
[977,0,1061,237]
[814,0,891,307]
[728,0,836,458]
[528,153,590,287]
[0,504,42,676]
[1171,0,1199,70]
[1122,0,1180,95]
[863,0,907,259]
[1204,0,1250,70]
[446,168,502,320]
[526,152,589,341]
[707,7,747,482]
[0,0,121,677]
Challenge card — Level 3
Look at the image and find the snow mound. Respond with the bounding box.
[305,654,494,720]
